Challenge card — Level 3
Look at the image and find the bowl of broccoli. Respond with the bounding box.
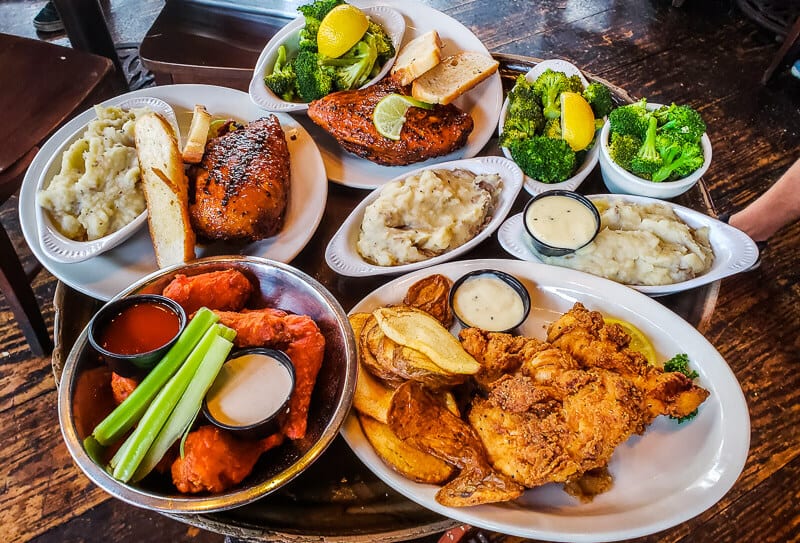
[497,59,613,195]
[599,99,712,199]
[249,0,405,113]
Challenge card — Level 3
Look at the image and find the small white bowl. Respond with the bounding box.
[36,97,178,264]
[249,5,405,113]
[498,59,601,196]
[599,102,712,199]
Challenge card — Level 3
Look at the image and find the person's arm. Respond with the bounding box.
[728,157,800,242]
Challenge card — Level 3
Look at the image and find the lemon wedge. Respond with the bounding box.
[317,4,369,59]
[560,91,596,151]
[604,317,658,365]
[373,94,433,140]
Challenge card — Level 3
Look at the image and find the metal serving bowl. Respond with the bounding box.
[58,256,358,513]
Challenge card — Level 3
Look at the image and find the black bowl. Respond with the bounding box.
[448,269,531,333]
[522,190,601,257]
[87,294,186,376]
[202,348,296,440]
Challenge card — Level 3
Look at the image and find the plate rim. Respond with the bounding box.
[341,257,750,542]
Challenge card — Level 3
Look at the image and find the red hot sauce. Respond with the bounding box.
[100,302,181,355]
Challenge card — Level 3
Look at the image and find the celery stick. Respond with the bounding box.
[91,308,218,446]
[131,327,234,481]
[111,324,221,482]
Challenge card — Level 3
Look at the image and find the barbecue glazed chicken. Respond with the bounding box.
[189,116,290,242]
[461,303,709,491]
[307,79,474,166]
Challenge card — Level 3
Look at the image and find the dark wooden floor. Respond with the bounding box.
[1,1,798,542]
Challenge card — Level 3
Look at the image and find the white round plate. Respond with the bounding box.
[293,0,504,189]
[498,59,600,196]
[249,5,405,113]
[497,193,759,296]
[325,156,523,277]
[19,84,327,301]
[341,258,750,542]
[35,97,177,263]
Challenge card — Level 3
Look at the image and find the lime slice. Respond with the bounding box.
[373,94,433,140]
[603,317,658,365]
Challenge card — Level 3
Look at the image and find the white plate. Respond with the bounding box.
[325,156,523,277]
[249,5,405,113]
[341,258,750,542]
[35,97,178,263]
[293,0,504,189]
[19,84,327,301]
[497,193,759,296]
[498,59,600,196]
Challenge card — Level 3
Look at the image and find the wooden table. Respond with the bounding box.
[2,1,799,542]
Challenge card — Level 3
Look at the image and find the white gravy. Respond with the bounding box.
[206,353,293,427]
[452,274,525,331]
[525,195,597,249]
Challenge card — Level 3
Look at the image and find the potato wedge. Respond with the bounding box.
[359,316,405,386]
[358,413,454,484]
[374,306,480,375]
[403,274,453,327]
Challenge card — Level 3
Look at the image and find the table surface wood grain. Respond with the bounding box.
[0,1,798,542]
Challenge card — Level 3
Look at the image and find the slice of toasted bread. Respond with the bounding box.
[390,30,443,86]
[411,52,499,105]
[135,112,196,268]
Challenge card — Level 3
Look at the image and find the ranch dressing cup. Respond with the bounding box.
[523,190,600,257]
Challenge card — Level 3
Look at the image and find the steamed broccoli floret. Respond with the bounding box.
[508,136,576,183]
[583,82,614,118]
[297,0,342,19]
[321,34,378,90]
[543,118,562,140]
[295,50,333,102]
[566,74,584,94]
[628,116,662,179]
[264,45,297,101]
[655,104,706,143]
[608,98,650,139]
[651,139,704,182]
[367,21,395,64]
[533,69,574,121]
[298,17,321,51]
[499,76,546,146]
[500,116,541,147]
[608,132,641,170]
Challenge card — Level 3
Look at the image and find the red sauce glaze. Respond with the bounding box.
[100,302,180,355]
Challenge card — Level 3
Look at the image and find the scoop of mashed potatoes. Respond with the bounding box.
[37,105,149,241]
[357,169,502,266]
[540,198,714,285]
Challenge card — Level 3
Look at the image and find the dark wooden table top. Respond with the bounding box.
[1,1,798,542]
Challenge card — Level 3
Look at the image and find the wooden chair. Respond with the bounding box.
[0,33,121,356]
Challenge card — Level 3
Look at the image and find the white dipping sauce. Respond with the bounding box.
[206,352,293,427]
[525,195,597,249]
[452,274,525,331]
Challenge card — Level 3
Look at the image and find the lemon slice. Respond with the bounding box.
[560,91,596,151]
[373,94,433,140]
[604,317,658,365]
[317,4,369,59]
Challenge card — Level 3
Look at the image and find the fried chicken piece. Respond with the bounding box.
[546,303,709,421]
[162,269,253,314]
[171,425,284,493]
[280,314,326,440]
[403,274,454,327]
[211,307,289,348]
[459,328,548,388]
[110,372,139,405]
[388,381,524,506]
[189,115,290,241]
[307,79,474,166]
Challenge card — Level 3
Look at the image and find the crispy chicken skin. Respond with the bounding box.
[189,116,290,241]
[307,79,474,166]
[459,328,548,388]
[162,269,253,314]
[389,381,524,506]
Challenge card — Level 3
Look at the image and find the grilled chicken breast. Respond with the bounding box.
[307,79,474,166]
[189,116,290,241]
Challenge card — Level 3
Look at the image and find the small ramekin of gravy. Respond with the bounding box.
[88,294,186,375]
[449,269,531,333]
[522,190,600,257]
[203,348,296,439]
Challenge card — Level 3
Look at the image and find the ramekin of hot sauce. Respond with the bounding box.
[88,294,186,376]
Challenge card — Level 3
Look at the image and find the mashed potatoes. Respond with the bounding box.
[540,198,714,285]
[37,105,148,241]
[357,169,502,266]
